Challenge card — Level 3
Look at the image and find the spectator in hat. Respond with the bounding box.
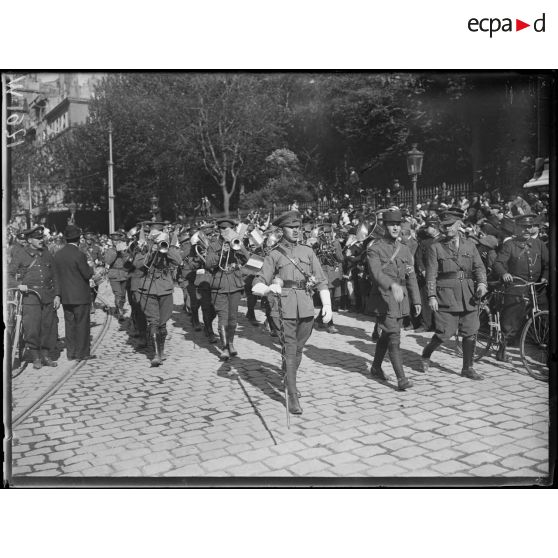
[421,209,488,380]
[54,225,95,362]
[8,225,61,369]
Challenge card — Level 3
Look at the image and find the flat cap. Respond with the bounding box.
[23,225,45,239]
[514,214,536,226]
[272,211,302,228]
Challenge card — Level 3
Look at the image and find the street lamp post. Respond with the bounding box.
[107,122,115,234]
[151,195,159,221]
[406,144,424,217]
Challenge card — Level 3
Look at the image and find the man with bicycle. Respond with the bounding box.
[493,214,549,362]
[8,225,61,369]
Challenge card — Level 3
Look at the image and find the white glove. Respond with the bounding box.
[268,283,282,295]
[391,283,404,302]
[319,289,333,323]
[251,282,270,297]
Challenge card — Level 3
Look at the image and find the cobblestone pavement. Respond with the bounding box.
[10,283,550,482]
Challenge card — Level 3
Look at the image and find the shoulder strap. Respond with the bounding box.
[381,241,402,270]
[275,245,311,280]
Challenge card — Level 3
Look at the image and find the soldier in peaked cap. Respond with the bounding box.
[492,213,549,362]
[104,229,131,321]
[366,209,421,390]
[252,211,330,415]
[8,225,61,369]
[422,208,488,379]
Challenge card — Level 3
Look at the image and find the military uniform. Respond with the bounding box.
[133,241,182,366]
[8,226,60,367]
[178,237,203,332]
[492,214,549,360]
[422,209,487,379]
[204,218,250,359]
[104,230,130,320]
[366,210,421,390]
[80,234,103,312]
[253,211,329,414]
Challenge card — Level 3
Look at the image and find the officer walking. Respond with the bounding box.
[422,209,488,379]
[366,209,421,390]
[8,225,61,369]
[492,214,549,362]
[252,211,331,415]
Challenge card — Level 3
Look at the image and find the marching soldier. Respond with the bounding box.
[314,223,344,333]
[366,209,421,390]
[178,227,203,332]
[133,229,182,366]
[422,209,488,379]
[252,211,331,415]
[492,214,549,362]
[125,226,148,348]
[8,225,61,369]
[204,217,250,360]
[104,229,130,321]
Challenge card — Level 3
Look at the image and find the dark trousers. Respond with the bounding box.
[130,290,147,335]
[63,303,91,359]
[139,292,173,330]
[22,302,58,352]
[211,290,242,329]
[109,279,127,311]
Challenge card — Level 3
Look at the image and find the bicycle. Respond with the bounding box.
[6,287,42,370]
[456,276,549,381]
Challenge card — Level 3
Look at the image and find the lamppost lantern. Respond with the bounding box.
[406,143,424,176]
[151,195,159,221]
[406,144,424,217]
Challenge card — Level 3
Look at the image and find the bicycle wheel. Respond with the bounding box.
[455,305,495,362]
[519,310,549,381]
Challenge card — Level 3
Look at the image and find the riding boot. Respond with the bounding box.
[191,311,202,332]
[388,337,413,390]
[421,334,444,372]
[117,300,126,322]
[285,356,302,415]
[295,352,303,397]
[218,326,230,360]
[150,328,161,366]
[227,326,238,357]
[461,336,483,380]
[158,329,167,361]
[41,349,58,367]
[31,349,43,369]
[370,332,389,380]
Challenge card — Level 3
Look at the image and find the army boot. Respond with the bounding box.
[370,333,389,380]
[150,328,162,367]
[284,357,302,415]
[218,326,230,360]
[461,336,483,380]
[158,329,167,361]
[388,337,413,390]
[227,326,238,357]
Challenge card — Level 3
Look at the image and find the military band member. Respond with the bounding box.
[492,213,549,362]
[133,231,182,366]
[366,210,421,390]
[104,230,130,321]
[178,228,203,332]
[252,211,331,415]
[125,228,148,348]
[204,218,250,360]
[8,225,61,369]
[422,209,488,380]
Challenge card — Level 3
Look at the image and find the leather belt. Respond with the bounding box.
[438,271,472,280]
[283,280,306,289]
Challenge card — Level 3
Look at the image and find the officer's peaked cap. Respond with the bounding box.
[272,211,302,228]
[382,209,403,224]
[23,225,45,239]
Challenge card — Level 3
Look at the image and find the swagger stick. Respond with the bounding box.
[272,277,289,429]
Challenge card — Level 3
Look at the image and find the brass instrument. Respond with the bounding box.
[190,230,210,262]
[218,228,244,271]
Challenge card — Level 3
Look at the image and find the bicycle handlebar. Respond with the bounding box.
[6,287,43,302]
[510,276,547,287]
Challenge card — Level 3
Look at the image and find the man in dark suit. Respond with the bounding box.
[54,225,95,361]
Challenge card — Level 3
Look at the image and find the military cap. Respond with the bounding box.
[514,214,536,227]
[216,217,237,229]
[109,230,127,240]
[382,209,403,224]
[440,208,464,225]
[500,217,517,236]
[64,224,82,241]
[23,225,45,239]
[478,235,499,249]
[425,215,440,227]
[272,211,302,228]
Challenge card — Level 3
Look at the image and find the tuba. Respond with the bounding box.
[190,230,210,262]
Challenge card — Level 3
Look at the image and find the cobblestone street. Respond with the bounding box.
[10,284,550,482]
